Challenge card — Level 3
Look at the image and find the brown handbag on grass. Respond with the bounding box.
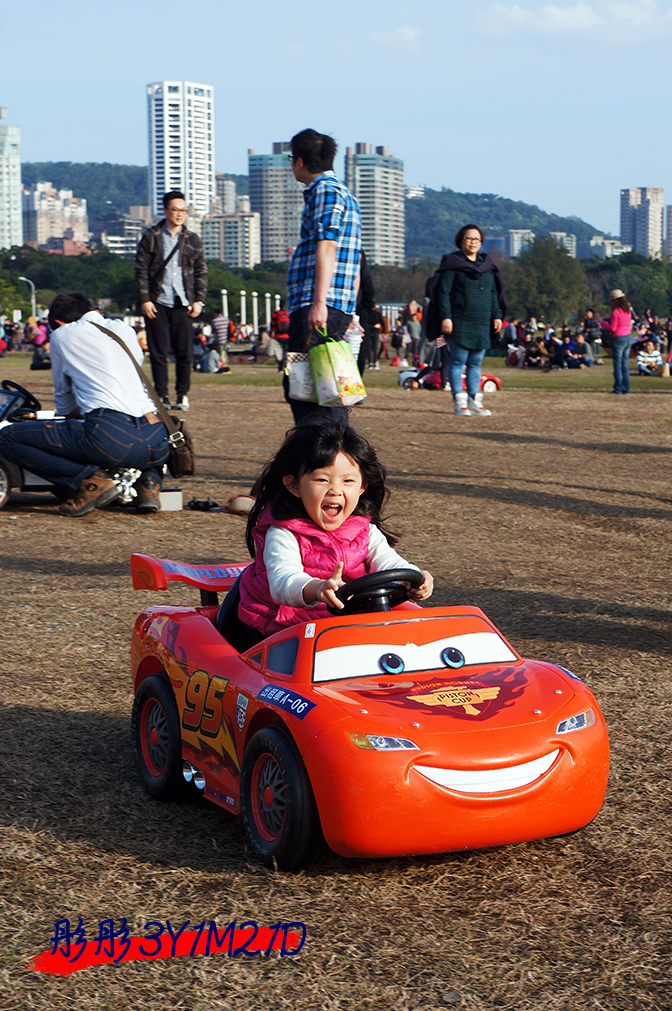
[92,321,196,478]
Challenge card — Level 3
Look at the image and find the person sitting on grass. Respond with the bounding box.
[637,340,664,376]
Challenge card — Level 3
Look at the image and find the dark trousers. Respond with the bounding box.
[145,301,192,398]
[283,305,351,425]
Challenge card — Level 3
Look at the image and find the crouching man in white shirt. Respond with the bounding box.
[0,292,169,516]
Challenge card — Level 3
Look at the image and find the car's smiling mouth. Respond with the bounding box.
[413,749,560,794]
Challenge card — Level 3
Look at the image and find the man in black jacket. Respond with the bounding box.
[134,191,207,410]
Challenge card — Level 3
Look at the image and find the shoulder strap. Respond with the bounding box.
[91,321,180,438]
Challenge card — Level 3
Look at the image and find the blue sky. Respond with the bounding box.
[4,0,672,235]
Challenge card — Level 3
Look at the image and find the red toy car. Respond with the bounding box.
[398,368,501,393]
[130,554,609,870]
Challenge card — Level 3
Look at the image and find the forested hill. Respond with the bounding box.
[20,163,247,221]
[405,188,605,261]
[21,163,602,258]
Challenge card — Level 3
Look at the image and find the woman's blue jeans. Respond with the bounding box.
[448,339,486,399]
[611,337,631,394]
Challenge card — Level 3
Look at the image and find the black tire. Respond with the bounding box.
[241,727,320,871]
[0,461,11,510]
[131,674,186,802]
[401,376,414,390]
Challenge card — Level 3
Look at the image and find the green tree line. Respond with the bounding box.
[4,238,672,327]
[0,246,289,319]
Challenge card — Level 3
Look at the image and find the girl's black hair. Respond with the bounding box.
[246,422,396,556]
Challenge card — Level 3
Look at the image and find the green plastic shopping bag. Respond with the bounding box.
[309,332,366,407]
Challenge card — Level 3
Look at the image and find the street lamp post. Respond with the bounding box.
[18,276,36,319]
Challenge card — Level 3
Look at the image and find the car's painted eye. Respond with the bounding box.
[378,653,405,674]
[441,646,465,668]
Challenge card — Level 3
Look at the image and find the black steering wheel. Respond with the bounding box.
[1,380,42,414]
[330,568,423,615]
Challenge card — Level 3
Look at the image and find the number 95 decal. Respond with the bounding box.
[182,672,229,737]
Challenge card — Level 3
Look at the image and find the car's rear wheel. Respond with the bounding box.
[132,674,186,801]
[482,379,498,393]
[401,376,415,390]
[241,727,320,870]
[0,461,11,509]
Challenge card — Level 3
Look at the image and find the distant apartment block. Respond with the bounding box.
[665,206,672,259]
[620,187,664,257]
[202,197,261,268]
[549,232,577,258]
[0,107,22,250]
[507,229,535,257]
[577,235,632,260]
[146,81,215,216]
[215,172,236,214]
[248,143,304,262]
[405,186,425,200]
[345,144,405,267]
[22,182,89,246]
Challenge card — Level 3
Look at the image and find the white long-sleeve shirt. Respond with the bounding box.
[263,523,419,607]
[50,310,155,417]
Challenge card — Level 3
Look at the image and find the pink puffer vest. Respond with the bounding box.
[238,506,370,636]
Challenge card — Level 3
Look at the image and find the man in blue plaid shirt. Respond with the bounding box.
[285,128,362,423]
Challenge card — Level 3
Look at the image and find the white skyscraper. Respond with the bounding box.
[620,187,664,257]
[344,144,405,267]
[0,107,22,250]
[146,82,215,216]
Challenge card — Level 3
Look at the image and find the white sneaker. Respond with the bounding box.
[175,394,190,411]
[468,393,491,416]
[374,362,380,370]
[453,392,471,416]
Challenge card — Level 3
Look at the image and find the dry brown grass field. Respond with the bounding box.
[1,374,670,1010]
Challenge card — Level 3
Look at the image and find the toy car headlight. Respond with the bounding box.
[349,734,419,751]
[556,708,595,735]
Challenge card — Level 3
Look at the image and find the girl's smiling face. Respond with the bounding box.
[283,452,367,531]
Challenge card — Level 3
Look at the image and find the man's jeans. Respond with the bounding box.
[611,337,631,394]
[447,339,486,399]
[283,305,351,425]
[0,409,169,498]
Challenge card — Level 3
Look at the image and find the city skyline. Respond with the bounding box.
[5,0,672,238]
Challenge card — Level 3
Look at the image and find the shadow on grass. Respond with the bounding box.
[390,474,672,523]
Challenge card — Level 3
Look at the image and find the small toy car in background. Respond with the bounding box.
[398,368,501,393]
[130,553,609,871]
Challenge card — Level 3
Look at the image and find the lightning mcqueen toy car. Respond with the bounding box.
[130,554,609,870]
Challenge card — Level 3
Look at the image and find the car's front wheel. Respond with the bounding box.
[241,727,320,870]
[482,379,498,393]
[132,674,186,802]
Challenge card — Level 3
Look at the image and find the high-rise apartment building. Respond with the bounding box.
[146,81,215,216]
[202,197,261,268]
[215,172,236,214]
[620,187,664,257]
[344,144,404,267]
[507,229,535,257]
[22,182,89,246]
[248,143,304,262]
[549,231,577,258]
[0,107,22,250]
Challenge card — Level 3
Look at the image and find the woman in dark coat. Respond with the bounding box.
[437,224,507,416]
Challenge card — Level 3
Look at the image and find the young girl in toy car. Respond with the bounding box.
[238,422,433,637]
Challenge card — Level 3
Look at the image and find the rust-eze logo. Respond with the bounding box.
[410,682,501,716]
